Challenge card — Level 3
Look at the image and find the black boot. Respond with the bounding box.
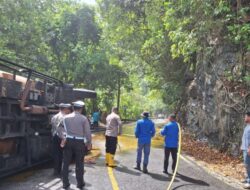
[77,182,85,189]
[63,183,70,189]
[143,164,148,174]
[134,162,141,170]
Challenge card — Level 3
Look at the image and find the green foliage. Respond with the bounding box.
[228,23,250,49]
[119,78,167,119]
[97,0,250,116]
[0,0,127,112]
[1,0,249,118]
[243,74,250,86]
[98,0,188,114]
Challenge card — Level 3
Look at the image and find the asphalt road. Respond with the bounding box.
[0,135,241,190]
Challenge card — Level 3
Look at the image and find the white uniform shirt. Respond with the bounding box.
[105,112,122,137]
[51,112,65,136]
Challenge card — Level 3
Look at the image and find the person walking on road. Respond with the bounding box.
[134,111,155,173]
[92,109,100,128]
[160,114,179,174]
[241,112,250,189]
[51,103,71,176]
[105,107,122,167]
[61,101,92,190]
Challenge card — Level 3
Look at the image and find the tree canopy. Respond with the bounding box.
[0,0,249,118]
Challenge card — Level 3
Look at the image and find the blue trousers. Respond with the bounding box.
[243,150,250,183]
[136,143,151,166]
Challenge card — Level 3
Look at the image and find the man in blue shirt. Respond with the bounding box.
[134,111,155,173]
[160,114,179,174]
[92,109,100,128]
[241,112,250,189]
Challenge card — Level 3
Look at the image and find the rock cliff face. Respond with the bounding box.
[185,44,250,156]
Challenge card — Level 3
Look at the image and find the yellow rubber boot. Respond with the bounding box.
[105,153,110,166]
[109,154,117,167]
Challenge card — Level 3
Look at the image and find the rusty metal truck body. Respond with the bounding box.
[0,58,96,178]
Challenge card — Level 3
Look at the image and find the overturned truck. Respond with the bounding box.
[0,57,96,178]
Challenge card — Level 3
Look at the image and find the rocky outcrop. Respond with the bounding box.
[185,44,250,156]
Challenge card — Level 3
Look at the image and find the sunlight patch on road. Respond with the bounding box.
[37,178,62,190]
[42,178,60,188]
[93,125,165,190]
[37,178,81,190]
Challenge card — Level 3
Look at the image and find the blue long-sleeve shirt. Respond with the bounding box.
[92,112,100,122]
[241,124,250,150]
[135,118,155,144]
[160,121,179,148]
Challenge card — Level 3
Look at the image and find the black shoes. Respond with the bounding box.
[77,182,86,189]
[163,170,168,174]
[63,182,85,189]
[63,184,70,189]
[142,165,148,174]
[134,163,141,171]
[134,163,148,173]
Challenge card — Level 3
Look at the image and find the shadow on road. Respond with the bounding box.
[176,173,209,186]
[148,172,179,182]
[33,173,93,190]
[115,165,141,176]
[172,183,203,190]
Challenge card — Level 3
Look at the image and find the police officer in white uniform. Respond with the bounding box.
[51,103,71,176]
[61,101,92,189]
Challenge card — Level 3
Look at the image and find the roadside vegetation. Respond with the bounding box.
[1,0,249,119]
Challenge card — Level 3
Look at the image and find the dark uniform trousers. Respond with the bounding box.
[105,136,117,154]
[93,121,99,128]
[52,135,63,175]
[164,147,178,172]
[62,138,85,187]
